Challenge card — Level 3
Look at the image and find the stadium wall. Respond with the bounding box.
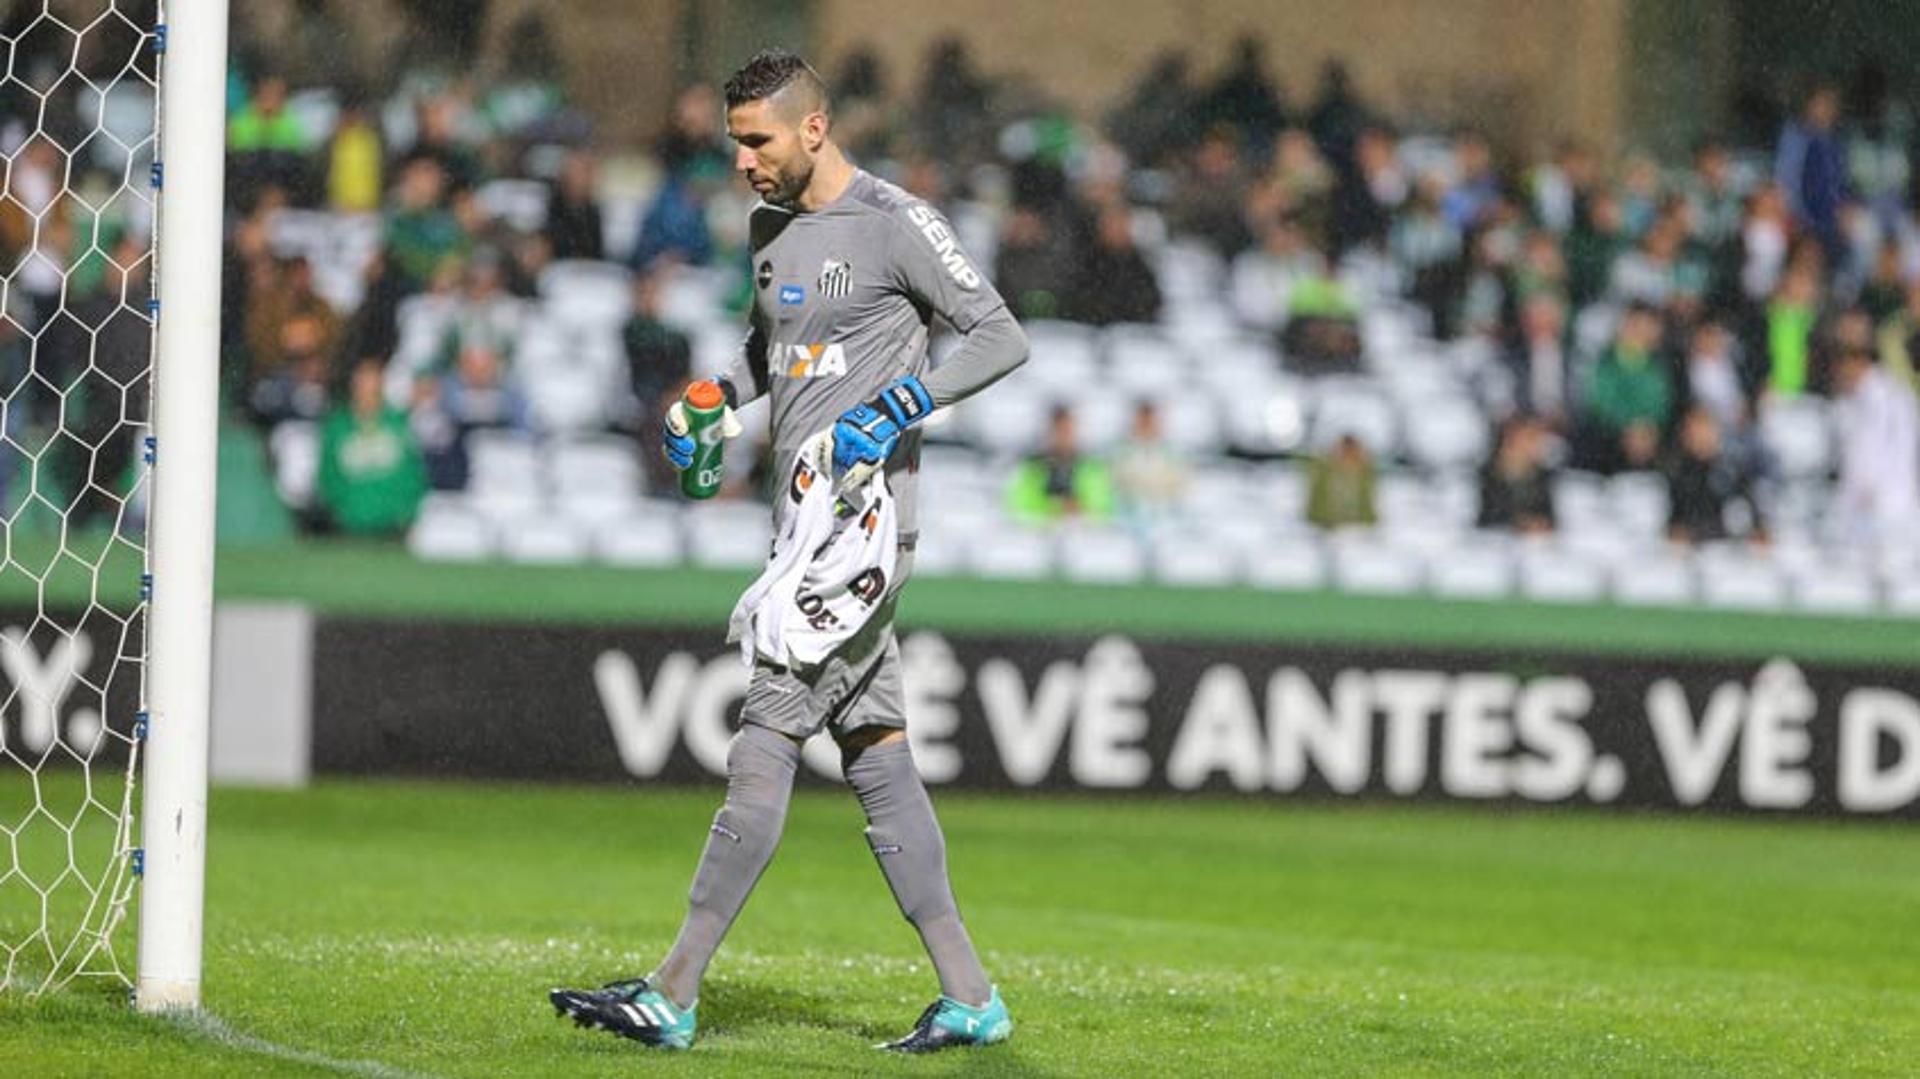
[9,593,1916,818]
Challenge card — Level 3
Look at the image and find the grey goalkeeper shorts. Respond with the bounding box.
[738,549,911,745]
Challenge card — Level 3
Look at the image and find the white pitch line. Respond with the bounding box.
[169,1011,447,1079]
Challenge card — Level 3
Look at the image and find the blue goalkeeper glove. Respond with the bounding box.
[830,375,933,482]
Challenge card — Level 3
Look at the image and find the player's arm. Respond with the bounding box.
[718,309,771,409]
[889,203,1028,407]
[825,203,1028,481]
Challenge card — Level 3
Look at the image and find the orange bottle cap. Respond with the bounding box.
[685,380,724,409]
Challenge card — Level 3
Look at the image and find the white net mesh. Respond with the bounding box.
[0,0,159,994]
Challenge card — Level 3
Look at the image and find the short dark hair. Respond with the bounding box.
[724,48,829,113]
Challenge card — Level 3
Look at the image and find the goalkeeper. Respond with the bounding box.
[552,48,1028,1053]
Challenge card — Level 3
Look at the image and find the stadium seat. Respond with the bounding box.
[1058,527,1147,584]
[909,529,967,577]
[958,390,1053,455]
[476,179,552,234]
[267,420,319,511]
[594,509,683,568]
[1698,549,1786,610]
[407,504,493,562]
[467,430,542,492]
[539,260,632,330]
[654,268,730,332]
[1022,319,1101,374]
[284,87,340,143]
[501,517,591,564]
[1151,528,1242,587]
[551,437,644,497]
[1551,471,1608,533]
[525,365,612,434]
[1402,396,1490,471]
[1376,472,1438,530]
[1517,543,1607,603]
[1885,579,1920,616]
[1156,241,1225,303]
[1758,397,1834,479]
[1611,552,1696,607]
[1224,382,1310,455]
[1607,471,1671,539]
[1073,387,1134,453]
[685,502,774,570]
[1309,378,1398,457]
[1791,565,1878,615]
[1245,538,1328,590]
[1427,536,1514,598]
[389,293,456,390]
[1103,323,1191,375]
[1331,536,1423,594]
[1559,520,1645,568]
[967,527,1055,580]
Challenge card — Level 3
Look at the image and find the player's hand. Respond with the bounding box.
[661,398,743,471]
[829,375,932,482]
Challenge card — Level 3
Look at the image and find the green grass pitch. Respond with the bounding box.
[1,778,1916,1076]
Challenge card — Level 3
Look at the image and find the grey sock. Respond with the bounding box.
[844,738,993,1006]
[651,723,800,1008]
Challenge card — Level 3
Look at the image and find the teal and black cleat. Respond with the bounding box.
[549,976,697,1050]
[879,987,1014,1052]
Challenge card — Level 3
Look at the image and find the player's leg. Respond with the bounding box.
[651,716,803,1005]
[550,665,812,1048]
[832,639,1011,1051]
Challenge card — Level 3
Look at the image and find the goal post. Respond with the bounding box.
[134,0,229,1013]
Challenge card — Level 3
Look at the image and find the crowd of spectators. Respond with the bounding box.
[4,7,1916,570]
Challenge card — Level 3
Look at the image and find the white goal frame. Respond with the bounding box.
[133,0,228,1013]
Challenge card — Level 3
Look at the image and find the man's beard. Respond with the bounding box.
[768,159,815,207]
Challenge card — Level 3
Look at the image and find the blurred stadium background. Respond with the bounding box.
[3,0,1920,1074]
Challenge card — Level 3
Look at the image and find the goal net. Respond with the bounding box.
[0,1,160,996]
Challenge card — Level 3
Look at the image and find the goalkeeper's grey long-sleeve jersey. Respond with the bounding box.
[720,168,1029,541]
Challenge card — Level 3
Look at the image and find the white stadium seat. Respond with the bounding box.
[408,504,493,562]
[1309,379,1398,457]
[1518,544,1607,603]
[1758,397,1834,479]
[685,502,774,570]
[1428,538,1514,599]
[501,517,591,564]
[1245,539,1328,590]
[1790,565,1878,615]
[1403,396,1490,471]
[1059,527,1147,585]
[1612,552,1696,607]
[968,528,1056,580]
[594,510,683,568]
[268,420,319,511]
[1331,537,1422,595]
[1698,551,1786,611]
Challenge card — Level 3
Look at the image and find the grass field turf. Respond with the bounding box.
[1,779,1916,1077]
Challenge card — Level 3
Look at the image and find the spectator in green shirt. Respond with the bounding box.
[1306,433,1377,529]
[1006,406,1114,524]
[228,75,308,153]
[385,158,468,290]
[316,359,428,537]
[1581,303,1673,472]
[1766,262,1821,397]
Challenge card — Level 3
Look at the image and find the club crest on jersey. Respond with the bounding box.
[784,342,847,378]
[818,258,852,299]
[905,204,981,290]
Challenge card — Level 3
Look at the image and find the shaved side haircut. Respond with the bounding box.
[724,47,831,122]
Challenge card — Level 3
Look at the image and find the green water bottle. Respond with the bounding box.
[679,380,728,500]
